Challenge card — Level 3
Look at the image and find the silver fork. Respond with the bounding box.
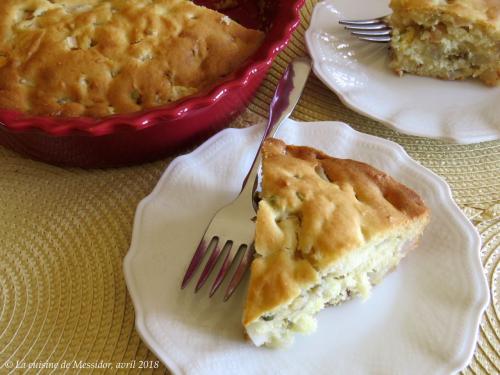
[339,16,392,43]
[180,57,312,301]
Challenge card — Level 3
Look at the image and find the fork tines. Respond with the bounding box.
[181,234,255,301]
[340,16,392,43]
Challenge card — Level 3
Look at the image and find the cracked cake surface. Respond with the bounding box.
[242,139,430,347]
[0,0,264,117]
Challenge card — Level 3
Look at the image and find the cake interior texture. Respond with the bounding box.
[388,0,499,85]
[242,139,429,348]
[245,227,422,348]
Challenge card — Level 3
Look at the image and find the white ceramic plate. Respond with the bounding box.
[124,120,489,375]
[304,0,500,144]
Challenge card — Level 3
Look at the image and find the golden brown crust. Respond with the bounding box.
[0,0,264,117]
[391,0,500,27]
[242,138,429,325]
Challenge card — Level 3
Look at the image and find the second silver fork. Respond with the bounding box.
[180,57,312,301]
[340,16,392,42]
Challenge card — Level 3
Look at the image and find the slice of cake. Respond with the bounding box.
[388,0,499,85]
[242,139,430,347]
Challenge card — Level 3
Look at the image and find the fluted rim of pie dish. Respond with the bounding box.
[0,0,305,136]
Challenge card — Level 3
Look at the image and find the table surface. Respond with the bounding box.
[0,1,498,373]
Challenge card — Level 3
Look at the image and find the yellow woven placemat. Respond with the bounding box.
[0,1,498,373]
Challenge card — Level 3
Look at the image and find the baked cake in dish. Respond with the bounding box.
[388,0,499,85]
[0,0,264,117]
[243,139,430,348]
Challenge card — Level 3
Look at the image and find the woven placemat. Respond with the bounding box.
[0,1,498,373]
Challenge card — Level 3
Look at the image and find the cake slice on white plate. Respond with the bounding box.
[242,138,430,347]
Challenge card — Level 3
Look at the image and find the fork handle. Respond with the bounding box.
[240,57,312,194]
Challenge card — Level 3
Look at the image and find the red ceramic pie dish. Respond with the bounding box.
[0,0,305,167]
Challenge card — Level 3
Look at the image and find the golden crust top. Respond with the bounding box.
[390,0,500,29]
[243,139,429,325]
[0,0,264,117]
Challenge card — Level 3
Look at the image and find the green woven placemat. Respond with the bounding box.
[0,1,498,373]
